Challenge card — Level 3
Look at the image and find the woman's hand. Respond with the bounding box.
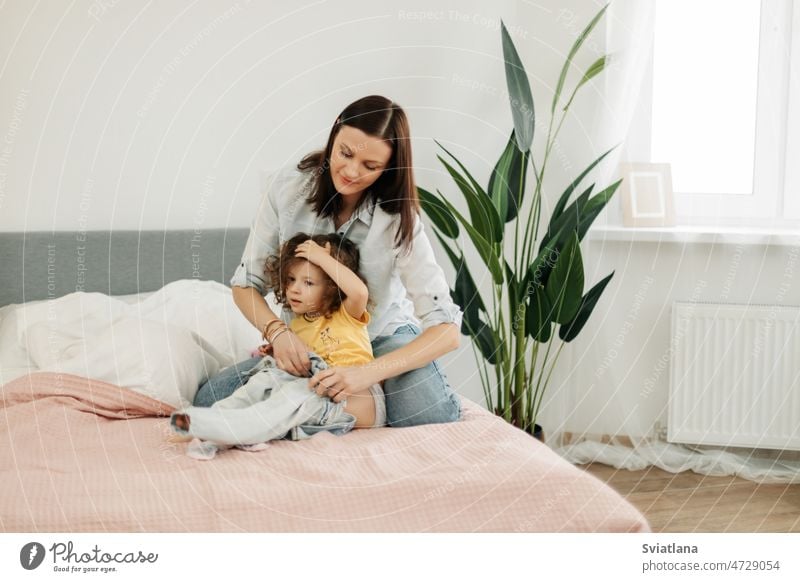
[270,330,312,377]
[308,365,381,402]
[294,240,331,266]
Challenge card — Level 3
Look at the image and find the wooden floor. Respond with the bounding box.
[579,462,800,532]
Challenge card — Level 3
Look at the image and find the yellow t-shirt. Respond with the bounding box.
[289,305,374,367]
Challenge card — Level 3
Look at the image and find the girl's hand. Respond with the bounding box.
[256,343,272,357]
[308,365,380,403]
[271,330,312,377]
[295,240,331,266]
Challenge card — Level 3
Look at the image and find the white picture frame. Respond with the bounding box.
[619,162,676,227]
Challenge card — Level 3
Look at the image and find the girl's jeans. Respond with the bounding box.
[173,353,356,445]
[193,323,461,427]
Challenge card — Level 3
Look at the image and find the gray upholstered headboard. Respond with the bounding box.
[0,229,250,307]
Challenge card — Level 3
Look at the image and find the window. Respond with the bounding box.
[652,1,760,196]
[634,0,797,225]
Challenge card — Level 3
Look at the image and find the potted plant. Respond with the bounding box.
[418,4,619,440]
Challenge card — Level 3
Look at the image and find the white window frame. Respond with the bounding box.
[784,0,800,220]
[631,0,797,227]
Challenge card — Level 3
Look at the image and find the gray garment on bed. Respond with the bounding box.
[171,353,356,445]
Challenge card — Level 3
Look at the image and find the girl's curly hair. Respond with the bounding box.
[264,232,368,318]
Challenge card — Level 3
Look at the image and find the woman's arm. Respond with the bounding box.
[308,322,459,401]
[231,285,280,331]
[368,322,459,380]
[232,286,311,376]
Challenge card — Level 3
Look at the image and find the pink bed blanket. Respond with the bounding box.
[1,372,649,532]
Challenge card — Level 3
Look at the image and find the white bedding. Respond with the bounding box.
[0,289,151,379]
[0,280,266,406]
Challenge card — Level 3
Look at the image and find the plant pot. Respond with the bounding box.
[533,424,544,443]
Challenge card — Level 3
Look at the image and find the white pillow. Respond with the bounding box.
[133,280,262,367]
[26,317,225,408]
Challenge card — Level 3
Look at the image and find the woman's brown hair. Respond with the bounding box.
[264,232,367,318]
[297,95,419,254]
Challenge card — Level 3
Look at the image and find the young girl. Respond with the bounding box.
[170,233,386,459]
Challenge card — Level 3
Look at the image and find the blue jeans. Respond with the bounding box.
[193,323,461,427]
[193,355,264,408]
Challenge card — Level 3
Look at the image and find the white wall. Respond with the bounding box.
[0,0,603,234]
[0,0,532,233]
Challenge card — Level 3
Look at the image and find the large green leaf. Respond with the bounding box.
[543,183,594,249]
[541,179,622,251]
[541,201,580,252]
[559,271,614,342]
[464,318,499,365]
[435,140,491,202]
[431,227,460,268]
[574,183,594,212]
[575,179,622,240]
[523,232,562,293]
[418,187,459,239]
[438,156,503,244]
[521,233,563,342]
[430,231,496,361]
[562,55,610,112]
[430,229,486,331]
[505,260,519,305]
[501,21,535,152]
[454,257,489,329]
[551,4,609,114]
[437,192,505,284]
[488,130,530,223]
[548,146,616,231]
[526,287,554,342]
[544,231,584,324]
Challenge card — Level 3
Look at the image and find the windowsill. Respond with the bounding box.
[588,224,800,246]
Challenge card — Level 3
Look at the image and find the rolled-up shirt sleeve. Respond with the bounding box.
[229,174,282,296]
[394,215,464,330]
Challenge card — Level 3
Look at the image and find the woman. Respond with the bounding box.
[194,95,462,428]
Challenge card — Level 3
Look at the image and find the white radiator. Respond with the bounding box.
[668,302,800,451]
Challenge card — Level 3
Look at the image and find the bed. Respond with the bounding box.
[0,229,650,532]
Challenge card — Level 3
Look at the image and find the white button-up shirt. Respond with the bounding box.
[230,166,463,340]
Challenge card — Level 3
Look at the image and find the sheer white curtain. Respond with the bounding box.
[548,0,800,484]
